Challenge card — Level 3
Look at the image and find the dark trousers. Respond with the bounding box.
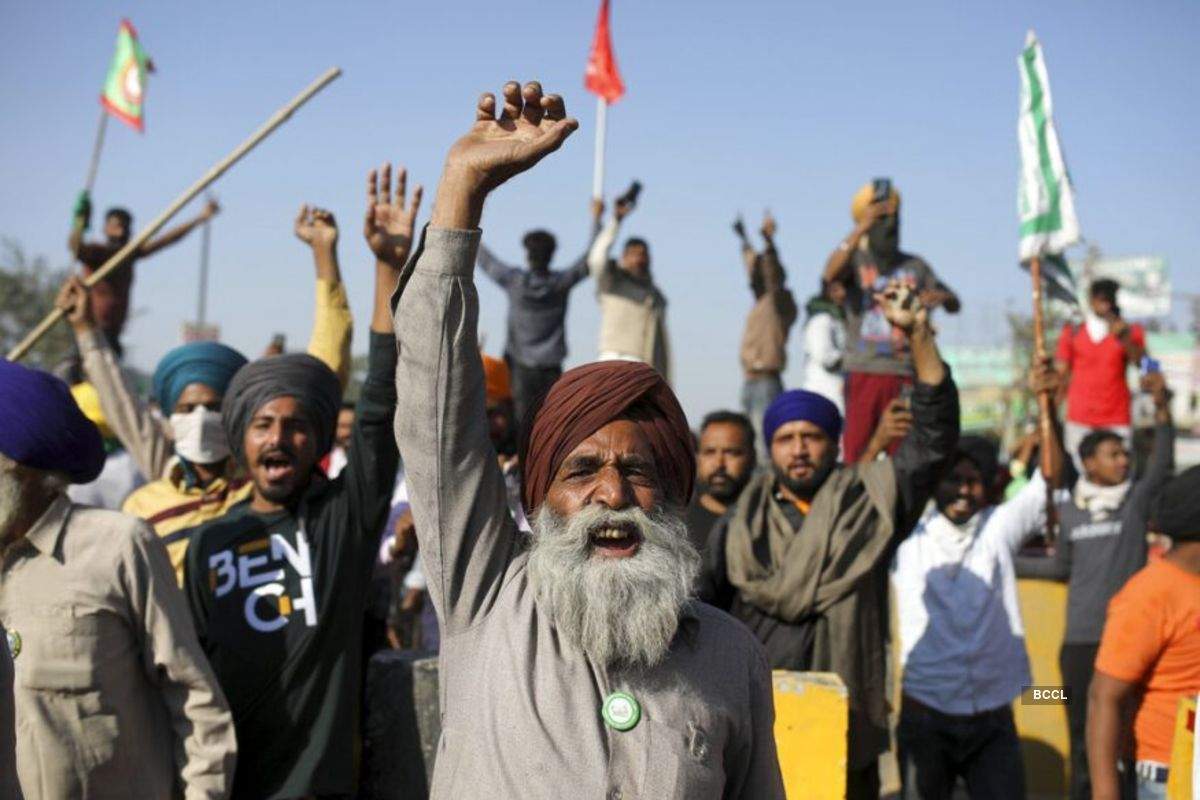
[897,698,1026,799]
[843,371,912,462]
[506,357,562,432]
[846,762,881,800]
[1060,642,1099,800]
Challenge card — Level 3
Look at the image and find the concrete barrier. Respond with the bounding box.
[1166,694,1196,800]
[773,671,848,799]
[360,650,440,799]
[1014,578,1071,798]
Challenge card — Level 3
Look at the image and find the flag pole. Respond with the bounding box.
[84,109,110,193]
[8,66,343,362]
[592,96,607,200]
[1029,255,1059,542]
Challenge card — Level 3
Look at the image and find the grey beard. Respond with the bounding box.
[0,464,22,539]
[527,503,700,669]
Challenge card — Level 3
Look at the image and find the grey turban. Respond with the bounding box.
[222,353,342,464]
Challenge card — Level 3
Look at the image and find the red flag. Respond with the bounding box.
[584,0,625,104]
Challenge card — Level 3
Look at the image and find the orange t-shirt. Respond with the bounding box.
[1094,558,1200,763]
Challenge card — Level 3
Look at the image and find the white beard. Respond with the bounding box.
[526,503,700,669]
[0,466,21,540]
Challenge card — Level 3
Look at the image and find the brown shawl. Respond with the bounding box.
[724,461,898,767]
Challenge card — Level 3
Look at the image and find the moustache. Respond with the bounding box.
[256,447,296,465]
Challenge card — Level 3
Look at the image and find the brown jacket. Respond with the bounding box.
[739,244,796,376]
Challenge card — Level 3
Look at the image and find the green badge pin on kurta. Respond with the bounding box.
[602,692,640,731]
[6,629,19,660]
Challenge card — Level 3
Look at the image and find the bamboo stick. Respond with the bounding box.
[8,66,342,361]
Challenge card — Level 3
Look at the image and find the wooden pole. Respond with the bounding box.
[84,109,109,194]
[1030,255,1059,541]
[197,209,212,328]
[8,66,342,362]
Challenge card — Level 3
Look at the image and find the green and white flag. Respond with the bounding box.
[100,19,153,132]
[1017,30,1080,262]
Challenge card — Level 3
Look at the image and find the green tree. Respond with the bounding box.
[0,239,74,371]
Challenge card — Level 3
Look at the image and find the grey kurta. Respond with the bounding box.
[392,227,783,800]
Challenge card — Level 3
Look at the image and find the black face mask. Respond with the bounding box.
[867,215,900,261]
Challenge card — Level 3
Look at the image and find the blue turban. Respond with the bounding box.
[762,389,843,448]
[152,342,248,413]
[0,359,104,483]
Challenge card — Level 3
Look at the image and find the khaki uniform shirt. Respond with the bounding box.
[0,496,235,799]
[0,623,19,800]
[392,228,784,800]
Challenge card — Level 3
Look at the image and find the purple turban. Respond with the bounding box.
[762,389,843,448]
[0,359,105,483]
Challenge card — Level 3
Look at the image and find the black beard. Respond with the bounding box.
[773,456,836,499]
[700,472,749,504]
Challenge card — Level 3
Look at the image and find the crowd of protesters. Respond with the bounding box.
[1,79,1198,800]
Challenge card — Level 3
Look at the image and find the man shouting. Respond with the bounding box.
[392,80,784,799]
[699,279,959,799]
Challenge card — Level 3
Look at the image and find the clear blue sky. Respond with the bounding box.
[2,1,1197,422]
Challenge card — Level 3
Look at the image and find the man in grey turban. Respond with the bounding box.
[220,352,342,505]
[181,167,417,799]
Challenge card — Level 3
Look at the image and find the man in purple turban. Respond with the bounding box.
[698,281,960,800]
[0,359,235,797]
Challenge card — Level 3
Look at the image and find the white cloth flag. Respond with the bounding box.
[1018,30,1081,261]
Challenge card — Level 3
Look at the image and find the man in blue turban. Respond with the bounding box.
[57,275,252,581]
[0,360,237,797]
[699,279,960,800]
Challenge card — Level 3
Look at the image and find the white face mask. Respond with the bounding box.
[170,407,231,465]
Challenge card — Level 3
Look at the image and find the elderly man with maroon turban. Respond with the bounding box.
[392,80,784,799]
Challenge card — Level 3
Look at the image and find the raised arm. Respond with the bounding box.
[68,189,92,257]
[822,196,893,284]
[57,276,174,480]
[393,80,577,634]
[476,241,519,286]
[295,204,353,389]
[1125,373,1174,526]
[587,195,633,280]
[857,398,912,464]
[559,198,606,287]
[879,279,959,530]
[139,199,219,258]
[317,162,421,559]
[733,214,757,281]
[1109,317,1146,364]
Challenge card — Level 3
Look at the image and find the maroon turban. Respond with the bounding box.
[520,361,694,514]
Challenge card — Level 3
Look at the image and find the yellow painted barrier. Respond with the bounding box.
[1014,578,1071,797]
[774,671,847,800]
[1166,694,1196,800]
